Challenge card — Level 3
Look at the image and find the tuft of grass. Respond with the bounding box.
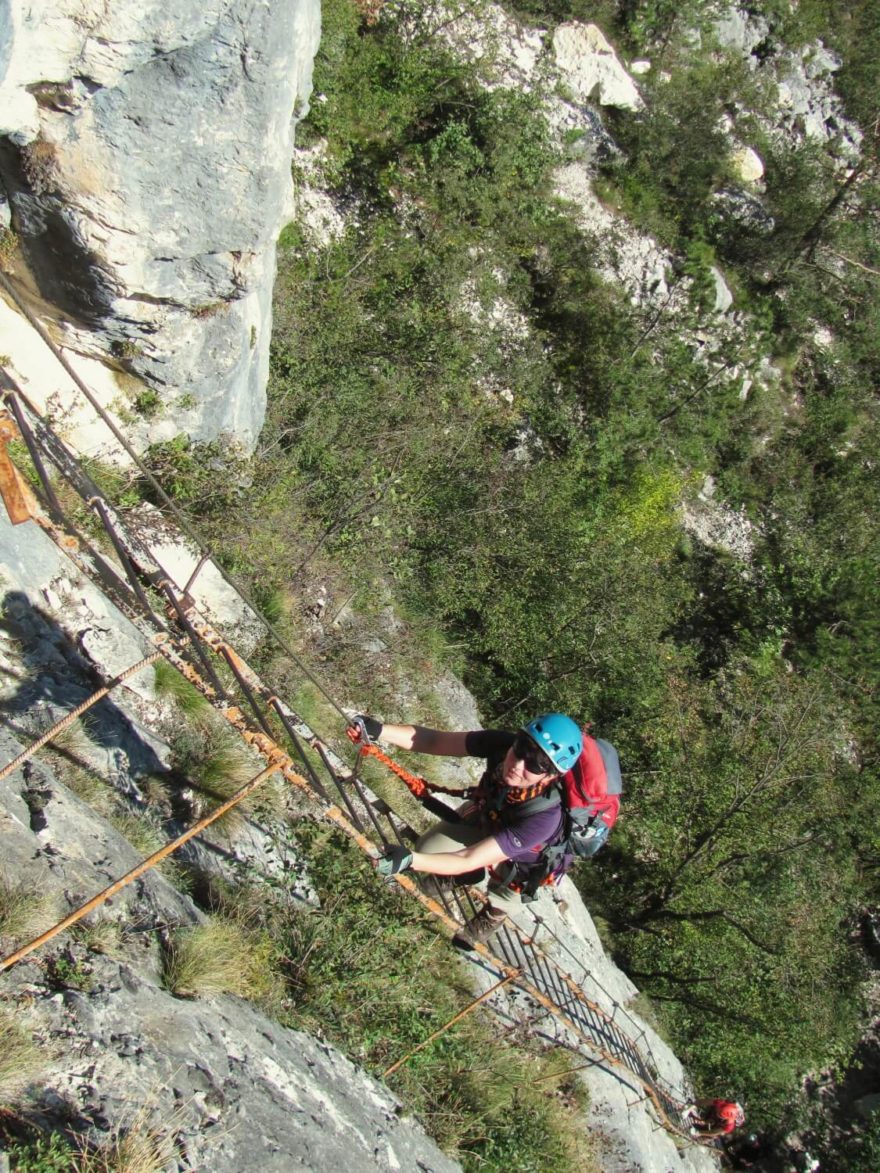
[75,1103,180,1173]
[42,722,115,812]
[0,869,59,942]
[47,716,96,761]
[108,810,164,857]
[162,917,280,1002]
[152,660,211,719]
[0,1006,44,1102]
[171,723,283,829]
[5,1098,186,1172]
[71,917,124,958]
[107,811,191,892]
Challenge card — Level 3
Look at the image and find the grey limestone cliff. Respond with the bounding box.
[0,0,320,451]
[0,505,459,1172]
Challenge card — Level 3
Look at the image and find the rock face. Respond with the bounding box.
[0,0,321,452]
[0,509,458,1171]
[0,723,459,1173]
[712,5,862,162]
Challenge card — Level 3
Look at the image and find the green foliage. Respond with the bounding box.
[4,1132,77,1173]
[0,225,18,263]
[599,53,762,247]
[4,1112,181,1173]
[821,1111,880,1173]
[126,0,880,1144]
[834,0,880,129]
[305,0,473,183]
[132,388,161,419]
[584,660,867,1123]
[139,437,249,517]
[46,953,94,993]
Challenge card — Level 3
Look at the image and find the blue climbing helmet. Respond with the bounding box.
[522,713,582,774]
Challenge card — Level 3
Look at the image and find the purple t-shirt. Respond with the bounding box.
[464,730,564,868]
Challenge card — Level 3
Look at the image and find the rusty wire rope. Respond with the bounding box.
[0,762,283,972]
[0,650,162,783]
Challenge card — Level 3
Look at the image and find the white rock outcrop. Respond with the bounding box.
[710,265,734,313]
[0,0,322,453]
[680,475,755,562]
[552,22,643,110]
[730,144,765,184]
[713,6,862,161]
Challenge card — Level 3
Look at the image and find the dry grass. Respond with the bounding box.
[0,1006,43,1102]
[52,759,112,811]
[42,719,113,811]
[48,715,96,757]
[162,917,280,1005]
[72,916,124,958]
[107,811,190,892]
[75,1100,183,1173]
[0,868,59,942]
[173,722,283,831]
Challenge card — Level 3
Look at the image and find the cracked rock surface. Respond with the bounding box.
[0,0,321,452]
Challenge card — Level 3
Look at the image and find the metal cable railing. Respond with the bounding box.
[0,368,691,1134]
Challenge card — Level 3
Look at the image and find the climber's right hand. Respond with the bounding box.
[375,845,414,876]
[346,714,383,743]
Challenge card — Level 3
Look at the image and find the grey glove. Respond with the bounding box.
[375,845,414,876]
[347,714,383,743]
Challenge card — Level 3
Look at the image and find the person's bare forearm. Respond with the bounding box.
[410,834,506,876]
[410,849,479,875]
[380,724,470,756]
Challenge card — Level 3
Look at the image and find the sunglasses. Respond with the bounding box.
[512,732,557,776]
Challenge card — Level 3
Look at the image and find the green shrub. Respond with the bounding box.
[3,1132,77,1172]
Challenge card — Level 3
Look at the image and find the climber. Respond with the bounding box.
[682,1098,745,1140]
[346,712,582,948]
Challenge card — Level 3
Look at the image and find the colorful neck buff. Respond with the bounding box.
[504,778,554,804]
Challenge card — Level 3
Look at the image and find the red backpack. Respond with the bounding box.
[563,734,621,853]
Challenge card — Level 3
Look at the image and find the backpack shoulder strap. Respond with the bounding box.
[515,784,563,816]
